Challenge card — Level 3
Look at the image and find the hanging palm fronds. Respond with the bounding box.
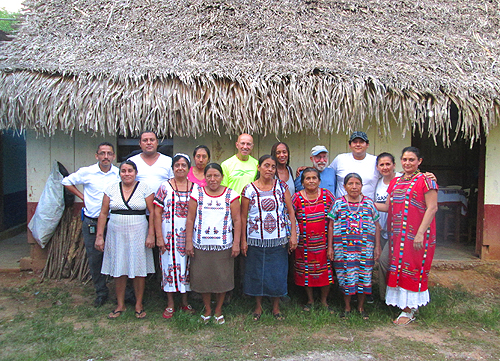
[1,0,499,143]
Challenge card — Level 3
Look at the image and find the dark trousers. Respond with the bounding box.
[82,216,109,298]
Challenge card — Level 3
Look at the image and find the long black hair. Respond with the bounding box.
[204,162,223,176]
[270,142,291,166]
[255,154,277,180]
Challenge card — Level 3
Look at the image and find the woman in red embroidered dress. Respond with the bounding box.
[377,146,438,325]
[292,167,335,312]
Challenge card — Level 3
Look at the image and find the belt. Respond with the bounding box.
[84,215,99,222]
[110,210,146,215]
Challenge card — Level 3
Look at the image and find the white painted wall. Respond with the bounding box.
[26,121,410,203]
[485,125,500,205]
[26,130,116,202]
[173,119,410,175]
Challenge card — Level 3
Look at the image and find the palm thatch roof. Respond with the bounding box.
[1,0,499,142]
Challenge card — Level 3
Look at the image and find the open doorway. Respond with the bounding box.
[412,107,484,260]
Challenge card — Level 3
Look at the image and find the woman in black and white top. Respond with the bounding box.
[96,160,155,319]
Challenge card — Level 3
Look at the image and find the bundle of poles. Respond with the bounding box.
[41,206,90,282]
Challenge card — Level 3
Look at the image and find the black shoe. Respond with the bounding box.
[366,294,374,304]
[93,296,108,308]
[125,295,137,305]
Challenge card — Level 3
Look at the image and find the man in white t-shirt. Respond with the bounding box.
[62,142,127,307]
[128,131,174,194]
[329,131,379,200]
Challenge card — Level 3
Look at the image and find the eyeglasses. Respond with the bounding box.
[97,152,115,156]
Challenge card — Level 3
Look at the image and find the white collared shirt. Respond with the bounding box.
[61,163,120,218]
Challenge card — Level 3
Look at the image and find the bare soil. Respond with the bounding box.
[1,262,500,360]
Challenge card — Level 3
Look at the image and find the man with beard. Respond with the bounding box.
[329,131,379,200]
[294,145,336,194]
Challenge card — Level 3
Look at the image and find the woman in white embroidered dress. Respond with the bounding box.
[154,154,195,319]
[185,163,241,325]
[241,155,297,321]
[96,160,155,319]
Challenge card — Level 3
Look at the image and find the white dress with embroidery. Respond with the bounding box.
[154,181,192,293]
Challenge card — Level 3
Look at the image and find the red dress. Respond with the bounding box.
[292,189,335,287]
[387,172,438,292]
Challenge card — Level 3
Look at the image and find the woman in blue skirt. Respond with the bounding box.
[241,155,297,321]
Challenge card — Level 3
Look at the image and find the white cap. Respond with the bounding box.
[310,145,329,156]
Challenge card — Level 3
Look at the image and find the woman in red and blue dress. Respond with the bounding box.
[327,173,381,320]
[292,167,335,312]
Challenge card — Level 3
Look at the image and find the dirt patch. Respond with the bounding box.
[1,264,500,360]
[429,262,500,302]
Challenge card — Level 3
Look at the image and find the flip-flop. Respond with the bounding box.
[199,314,211,324]
[214,314,225,325]
[393,311,415,326]
[107,309,125,319]
[322,304,335,314]
[135,309,147,319]
[180,305,196,314]
[302,303,313,312]
[252,312,262,321]
[359,310,369,320]
[339,310,350,319]
[273,313,285,321]
[162,307,175,319]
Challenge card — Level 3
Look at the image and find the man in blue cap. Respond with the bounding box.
[295,145,336,194]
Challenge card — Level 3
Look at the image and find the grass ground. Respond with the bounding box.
[1,265,500,361]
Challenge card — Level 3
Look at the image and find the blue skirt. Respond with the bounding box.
[243,244,288,297]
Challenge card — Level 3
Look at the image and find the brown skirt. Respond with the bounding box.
[190,248,234,293]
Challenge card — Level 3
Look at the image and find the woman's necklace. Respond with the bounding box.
[303,189,319,203]
[172,178,190,211]
[346,195,362,213]
[400,169,420,181]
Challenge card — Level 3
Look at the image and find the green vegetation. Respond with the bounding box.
[0,278,499,361]
[0,8,21,34]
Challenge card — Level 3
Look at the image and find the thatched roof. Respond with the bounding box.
[1,0,499,142]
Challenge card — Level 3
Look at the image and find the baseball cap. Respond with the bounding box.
[310,145,329,156]
[349,131,369,143]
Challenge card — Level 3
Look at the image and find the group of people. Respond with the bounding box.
[62,130,438,326]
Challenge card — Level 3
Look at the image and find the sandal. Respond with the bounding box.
[339,310,350,319]
[214,314,225,325]
[107,309,125,319]
[394,310,415,325]
[135,309,147,319]
[273,313,285,321]
[199,314,211,324]
[180,305,196,314]
[359,310,369,320]
[252,312,262,321]
[162,307,175,319]
[302,303,313,312]
[322,304,335,314]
